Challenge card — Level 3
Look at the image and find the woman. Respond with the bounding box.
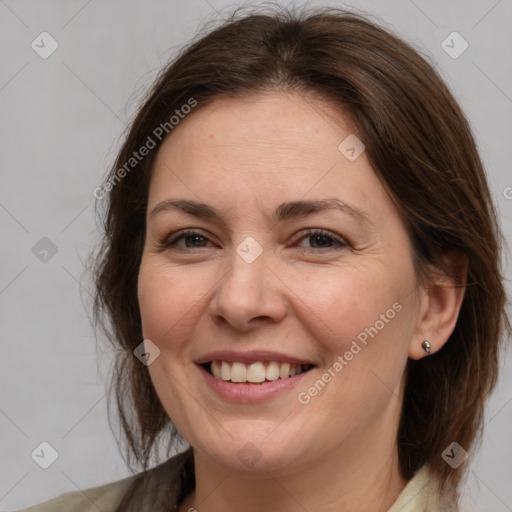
[18,4,510,511]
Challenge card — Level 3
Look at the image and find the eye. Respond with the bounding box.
[162,229,215,249]
[160,228,348,251]
[294,229,348,250]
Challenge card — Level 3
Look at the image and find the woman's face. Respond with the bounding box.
[138,91,425,475]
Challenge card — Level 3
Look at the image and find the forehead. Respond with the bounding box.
[157,91,353,161]
[148,92,392,223]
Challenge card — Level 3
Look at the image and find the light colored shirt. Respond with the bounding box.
[15,452,447,512]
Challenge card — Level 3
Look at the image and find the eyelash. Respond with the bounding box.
[161,228,348,251]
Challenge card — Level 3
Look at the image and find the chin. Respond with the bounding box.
[188,428,313,476]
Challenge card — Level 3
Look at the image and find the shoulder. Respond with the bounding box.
[13,473,138,512]
[14,449,194,512]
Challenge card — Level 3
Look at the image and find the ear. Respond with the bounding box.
[409,251,468,360]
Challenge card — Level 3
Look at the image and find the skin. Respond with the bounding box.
[137,91,466,512]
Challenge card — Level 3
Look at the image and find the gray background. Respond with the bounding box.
[1,0,511,510]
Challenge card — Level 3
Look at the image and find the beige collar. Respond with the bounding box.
[387,466,441,512]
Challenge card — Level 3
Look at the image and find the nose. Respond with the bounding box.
[208,244,287,331]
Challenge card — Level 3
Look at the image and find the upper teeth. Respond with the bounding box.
[210,361,310,383]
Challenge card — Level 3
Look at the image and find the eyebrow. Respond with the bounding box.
[149,198,373,227]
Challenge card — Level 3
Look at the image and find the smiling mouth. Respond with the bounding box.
[202,360,315,384]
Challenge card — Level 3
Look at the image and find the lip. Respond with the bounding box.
[194,349,315,366]
[198,363,314,403]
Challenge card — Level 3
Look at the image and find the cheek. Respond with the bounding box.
[291,261,415,410]
[297,270,411,423]
[137,259,205,343]
[287,264,397,354]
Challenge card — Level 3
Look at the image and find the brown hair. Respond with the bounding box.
[91,3,510,505]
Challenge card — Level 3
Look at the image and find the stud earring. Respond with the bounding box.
[421,339,431,354]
